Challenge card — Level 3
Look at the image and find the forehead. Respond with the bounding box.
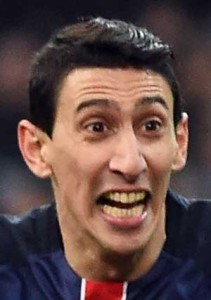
[58,67,174,111]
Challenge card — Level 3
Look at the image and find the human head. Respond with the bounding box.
[29,17,183,137]
[18,17,188,280]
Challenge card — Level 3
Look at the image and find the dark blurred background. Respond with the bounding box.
[0,0,210,214]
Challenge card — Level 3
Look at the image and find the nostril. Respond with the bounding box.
[109,154,147,181]
[122,173,141,184]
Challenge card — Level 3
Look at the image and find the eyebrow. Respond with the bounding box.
[135,96,169,110]
[76,95,169,114]
[76,98,119,113]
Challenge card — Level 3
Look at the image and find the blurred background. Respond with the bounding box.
[0,0,210,214]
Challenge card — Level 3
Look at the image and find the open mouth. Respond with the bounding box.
[98,191,149,218]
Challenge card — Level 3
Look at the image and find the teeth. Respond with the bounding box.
[120,193,128,203]
[105,191,146,203]
[102,204,144,217]
[114,192,120,202]
[129,192,136,203]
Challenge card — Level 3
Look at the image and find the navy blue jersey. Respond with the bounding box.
[0,190,211,299]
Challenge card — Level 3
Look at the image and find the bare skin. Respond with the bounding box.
[18,67,188,281]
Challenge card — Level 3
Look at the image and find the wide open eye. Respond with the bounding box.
[144,119,162,132]
[86,121,108,133]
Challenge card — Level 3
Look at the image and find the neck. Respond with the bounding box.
[59,205,166,281]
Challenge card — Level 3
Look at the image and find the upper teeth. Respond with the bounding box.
[104,192,146,203]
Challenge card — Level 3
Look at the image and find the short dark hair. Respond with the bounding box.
[29,17,183,136]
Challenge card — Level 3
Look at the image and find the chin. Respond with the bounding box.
[103,240,145,257]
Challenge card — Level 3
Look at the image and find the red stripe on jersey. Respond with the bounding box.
[84,280,126,300]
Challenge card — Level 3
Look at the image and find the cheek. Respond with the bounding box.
[145,141,176,185]
[147,146,174,211]
[52,144,109,194]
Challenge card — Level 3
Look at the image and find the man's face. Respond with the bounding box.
[45,67,187,255]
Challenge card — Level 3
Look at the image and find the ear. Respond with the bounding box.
[172,112,189,171]
[18,120,52,178]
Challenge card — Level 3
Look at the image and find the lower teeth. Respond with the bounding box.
[102,205,144,217]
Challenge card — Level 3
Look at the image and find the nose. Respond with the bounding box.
[109,129,147,182]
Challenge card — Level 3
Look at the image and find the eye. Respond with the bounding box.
[86,121,108,133]
[144,119,162,132]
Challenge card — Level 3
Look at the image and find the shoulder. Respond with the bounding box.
[182,198,211,276]
[162,251,211,298]
[0,203,62,265]
[165,189,190,253]
[166,189,211,277]
[130,250,211,299]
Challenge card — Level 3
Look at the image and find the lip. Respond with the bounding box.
[100,203,148,229]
